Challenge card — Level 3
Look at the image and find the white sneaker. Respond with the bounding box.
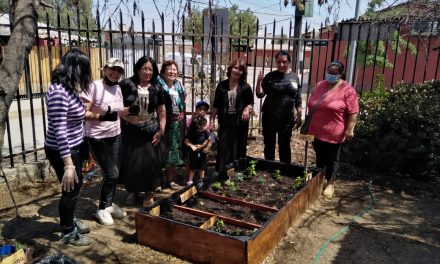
[323,184,335,199]
[96,208,114,225]
[108,203,127,219]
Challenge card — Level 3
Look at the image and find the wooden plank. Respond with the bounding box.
[297,134,315,141]
[226,167,235,178]
[174,205,261,230]
[149,205,160,216]
[247,172,324,264]
[136,212,246,264]
[199,191,279,213]
[179,186,197,204]
[200,216,217,229]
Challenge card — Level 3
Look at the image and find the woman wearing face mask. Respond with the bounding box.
[81,58,133,225]
[306,61,359,199]
[256,50,302,164]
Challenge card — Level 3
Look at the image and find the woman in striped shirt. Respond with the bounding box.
[45,49,92,246]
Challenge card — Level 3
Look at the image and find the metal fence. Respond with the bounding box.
[1,5,439,168]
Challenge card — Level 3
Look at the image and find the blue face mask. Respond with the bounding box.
[325,73,340,84]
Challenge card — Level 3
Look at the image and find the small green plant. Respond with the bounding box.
[257,175,266,184]
[274,169,282,181]
[235,172,244,181]
[224,179,237,191]
[213,219,225,233]
[292,176,304,190]
[211,182,223,191]
[247,160,257,177]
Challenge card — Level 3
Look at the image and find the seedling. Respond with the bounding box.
[225,179,237,191]
[274,169,282,181]
[235,172,244,182]
[292,176,304,190]
[211,182,223,191]
[213,219,225,233]
[257,175,266,184]
[247,160,257,177]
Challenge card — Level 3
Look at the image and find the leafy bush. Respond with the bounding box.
[344,80,440,178]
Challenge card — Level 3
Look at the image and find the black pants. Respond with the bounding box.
[312,139,342,181]
[217,114,249,171]
[45,145,83,234]
[262,114,294,163]
[87,135,121,209]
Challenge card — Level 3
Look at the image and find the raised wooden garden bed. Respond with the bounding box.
[135,157,324,264]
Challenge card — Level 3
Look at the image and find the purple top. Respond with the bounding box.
[45,83,86,158]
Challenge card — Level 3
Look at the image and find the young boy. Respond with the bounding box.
[185,101,212,188]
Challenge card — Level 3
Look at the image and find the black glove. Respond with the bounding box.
[99,106,118,122]
[128,104,140,115]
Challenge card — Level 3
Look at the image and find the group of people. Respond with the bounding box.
[44,48,358,247]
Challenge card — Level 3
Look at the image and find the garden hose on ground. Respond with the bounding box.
[312,180,376,264]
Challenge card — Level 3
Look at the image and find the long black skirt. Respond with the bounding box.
[120,121,162,193]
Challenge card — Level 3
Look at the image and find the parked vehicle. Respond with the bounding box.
[164,52,211,78]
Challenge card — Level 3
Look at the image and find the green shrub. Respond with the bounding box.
[344,80,440,178]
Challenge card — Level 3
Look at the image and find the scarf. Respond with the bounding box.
[157,75,185,112]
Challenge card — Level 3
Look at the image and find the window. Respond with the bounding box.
[410,21,438,36]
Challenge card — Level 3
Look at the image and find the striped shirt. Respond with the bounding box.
[45,83,86,158]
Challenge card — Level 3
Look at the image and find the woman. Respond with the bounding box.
[158,60,186,190]
[81,58,130,225]
[256,50,302,164]
[45,48,92,246]
[210,59,254,171]
[307,61,359,198]
[119,56,166,206]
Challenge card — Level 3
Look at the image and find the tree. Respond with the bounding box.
[0,0,39,166]
[183,4,258,47]
[37,0,97,35]
[0,1,8,13]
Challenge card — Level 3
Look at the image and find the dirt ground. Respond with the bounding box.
[1,135,440,264]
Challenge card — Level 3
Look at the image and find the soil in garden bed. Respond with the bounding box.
[187,197,275,225]
[207,171,306,209]
[161,207,207,227]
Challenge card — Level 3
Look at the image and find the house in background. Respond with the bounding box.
[305,0,440,91]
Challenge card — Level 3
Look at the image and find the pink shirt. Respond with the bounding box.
[307,80,359,144]
[81,80,124,139]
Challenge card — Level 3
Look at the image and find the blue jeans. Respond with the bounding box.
[87,135,121,209]
[45,145,83,234]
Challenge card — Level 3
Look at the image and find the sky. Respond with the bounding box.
[95,0,407,35]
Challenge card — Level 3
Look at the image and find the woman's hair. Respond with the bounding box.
[160,60,179,75]
[51,48,92,92]
[132,56,159,85]
[328,61,346,79]
[226,59,248,84]
[275,50,291,63]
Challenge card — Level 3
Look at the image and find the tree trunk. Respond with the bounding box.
[0,0,39,164]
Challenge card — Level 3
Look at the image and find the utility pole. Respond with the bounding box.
[346,0,361,85]
[294,12,303,72]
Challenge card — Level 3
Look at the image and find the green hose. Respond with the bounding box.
[312,180,376,264]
